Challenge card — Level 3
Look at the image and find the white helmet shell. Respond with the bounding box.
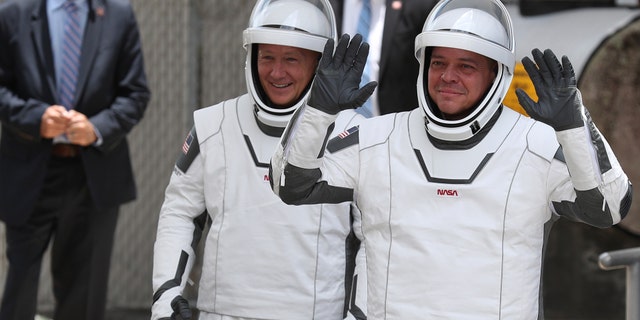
[414,0,515,141]
[243,0,337,129]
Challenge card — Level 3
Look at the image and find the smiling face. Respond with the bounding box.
[427,47,497,120]
[256,44,320,108]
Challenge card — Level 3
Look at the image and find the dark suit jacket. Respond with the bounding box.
[330,0,436,114]
[0,0,150,226]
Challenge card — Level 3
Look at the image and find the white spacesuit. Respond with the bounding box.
[270,0,633,318]
[151,1,363,319]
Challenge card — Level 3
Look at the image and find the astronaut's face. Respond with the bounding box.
[257,44,320,108]
[427,47,497,120]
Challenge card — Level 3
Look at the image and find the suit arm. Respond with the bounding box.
[88,5,150,152]
[551,114,632,228]
[152,129,206,320]
[271,105,355,205]
[0,4,49,140]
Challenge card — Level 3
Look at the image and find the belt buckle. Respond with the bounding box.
[52,144,79,158]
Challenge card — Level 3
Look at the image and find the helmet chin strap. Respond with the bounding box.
[253,105,289,137]
[424,105,503,150]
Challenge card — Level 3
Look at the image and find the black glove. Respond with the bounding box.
[170,295,192,320]
[308,33,378,114]
[516,48,584,131]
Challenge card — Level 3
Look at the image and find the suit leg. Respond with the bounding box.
[0,199,57,320]
[49,171,119,320]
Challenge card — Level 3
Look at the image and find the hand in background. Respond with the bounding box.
[66,110,97,146]
[40,105,71,138]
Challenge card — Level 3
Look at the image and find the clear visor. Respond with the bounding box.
[414,0,516,141]
[242,0,337,124]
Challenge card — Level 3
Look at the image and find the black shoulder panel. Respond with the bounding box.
[553,146,565,163]
[175,127,200,174]
[327,125,360,154]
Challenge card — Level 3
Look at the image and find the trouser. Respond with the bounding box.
[0,157,119,320]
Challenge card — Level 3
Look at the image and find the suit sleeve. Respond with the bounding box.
[549,113,632,228]
[270,105,359,205]
[89,4,150,152]
[151,128,206,320]
[0,3,50,139]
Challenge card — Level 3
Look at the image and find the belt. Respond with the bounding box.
[51,144,80,158]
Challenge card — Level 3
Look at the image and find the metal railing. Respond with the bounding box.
[599,247,640,320]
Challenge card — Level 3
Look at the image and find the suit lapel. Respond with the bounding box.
[30,0,58,103]
[75,0,104,109]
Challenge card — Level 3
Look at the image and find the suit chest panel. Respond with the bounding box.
[361,110,552,236]
[357,112,554,317]
[198,101,351,318]
[206,101,281,207]
[201,100,350,235]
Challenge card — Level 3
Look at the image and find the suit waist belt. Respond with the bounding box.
[52,144,80,158]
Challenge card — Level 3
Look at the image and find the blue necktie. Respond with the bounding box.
[356,0,371,40]
[60,1,82,110]
[356,0,374,117]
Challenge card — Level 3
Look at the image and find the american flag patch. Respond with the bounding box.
[338,126,358,139]
[327,125,359,153]
[182,132,194,154]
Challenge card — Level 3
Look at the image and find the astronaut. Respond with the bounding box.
[270,0,633,318]
[151,0,363,319]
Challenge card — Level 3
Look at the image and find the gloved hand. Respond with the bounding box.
[308,33,378,114]
[516,48,585,131]
[170,295,192,320]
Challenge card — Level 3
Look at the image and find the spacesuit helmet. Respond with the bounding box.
[243,0,337,130]
[414,0,515,141]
